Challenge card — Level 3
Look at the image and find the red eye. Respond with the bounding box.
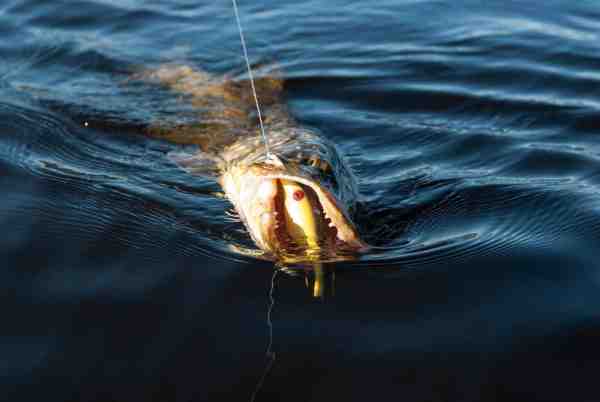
[293,190,304,201]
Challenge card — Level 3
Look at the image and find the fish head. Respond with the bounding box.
[220,153,367,262]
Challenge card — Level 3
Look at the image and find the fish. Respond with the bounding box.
[139,64,367,264]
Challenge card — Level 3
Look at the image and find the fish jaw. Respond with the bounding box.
[220,164,367,261]
[220,166,281,253]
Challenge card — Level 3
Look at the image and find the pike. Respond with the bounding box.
[140,65,367,267]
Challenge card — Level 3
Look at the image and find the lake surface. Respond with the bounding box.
[2,1,600,401]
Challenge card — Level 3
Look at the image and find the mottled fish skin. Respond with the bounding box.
[139,64,366,261]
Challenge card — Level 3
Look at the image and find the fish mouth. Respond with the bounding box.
[257,173,366,261]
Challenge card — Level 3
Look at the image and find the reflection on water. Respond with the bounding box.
[277,264,336,299]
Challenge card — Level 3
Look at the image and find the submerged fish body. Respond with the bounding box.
[143,65,366,262]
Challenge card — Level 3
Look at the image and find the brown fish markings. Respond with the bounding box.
[140,65,366,263]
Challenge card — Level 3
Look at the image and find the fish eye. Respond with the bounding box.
[309,157,331,174]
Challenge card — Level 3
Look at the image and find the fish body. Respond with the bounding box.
[142,65,366,262]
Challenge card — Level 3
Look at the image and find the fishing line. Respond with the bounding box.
[231,0,271,158]
[249,267,279,402]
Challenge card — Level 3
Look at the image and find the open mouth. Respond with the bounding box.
[272,179,337,254]
[260,175,365,258]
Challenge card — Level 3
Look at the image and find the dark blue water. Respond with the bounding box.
[3,1,600,401]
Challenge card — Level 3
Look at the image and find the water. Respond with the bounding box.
[2,1,600,401]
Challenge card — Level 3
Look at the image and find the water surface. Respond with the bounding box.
[2,1,600,401]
